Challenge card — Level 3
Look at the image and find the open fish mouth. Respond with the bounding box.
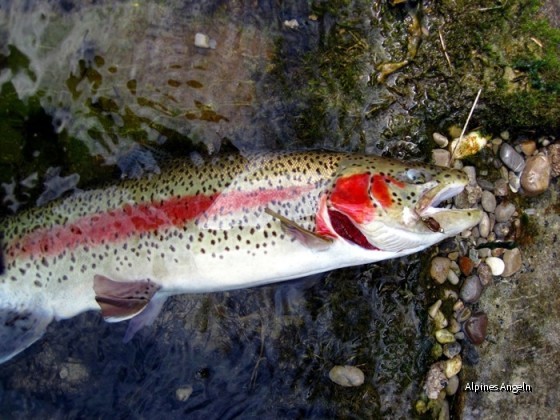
[414,182,482,234]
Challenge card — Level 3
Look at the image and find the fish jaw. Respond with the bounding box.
[318,156,482,253]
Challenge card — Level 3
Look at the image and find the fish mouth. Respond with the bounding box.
[414,182,482,234]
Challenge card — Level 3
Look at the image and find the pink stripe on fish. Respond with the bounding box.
[7,185,315,260]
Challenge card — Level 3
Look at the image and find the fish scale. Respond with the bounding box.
[0,151,481,364]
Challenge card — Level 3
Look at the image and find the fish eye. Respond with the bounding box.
[395,168,433,184]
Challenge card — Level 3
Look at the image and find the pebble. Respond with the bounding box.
[432,149,451,167]
[460,275,483,303]
[430,257,451,284]
[329,365,365,387]
[424,363,447,399]
[493,222,511,238]
[448,318,461,334]
[175,386,194,402]
[480,190,497,213]
[446,375,460,396]
[464,312,488,345]
[500,143,525,172]
[519,140,537,156]
[520,153,551,196]
[502,248,522,277]
[458,256,475,276]
[428,299,442,318]
[433,311,449,330]
[443,342,462,359]
[443,355,462,378]
[463,166,477,185]
[194,33,212,49]
[456,306,472,323]
[494,202,516,222]
[433,132,449,147]
[478,212,491,238]
[435,329,456,344]
[447,269,460,285]
[485,257,505,276]
[494,178,509,196]
[477,262,494,285]
[508,171,521,193]
[283,19,300,29]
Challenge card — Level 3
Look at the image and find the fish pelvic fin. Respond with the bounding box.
[0,307,53,364]
[265,208,333,251]
[93,275,162,323]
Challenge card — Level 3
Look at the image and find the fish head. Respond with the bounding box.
[316,156,482,253]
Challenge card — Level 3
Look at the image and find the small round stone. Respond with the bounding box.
[176,386,193,402]
[494,202,516,222]
[329,365,365,387]
[502,248,522,277]
[519,140,536,156]
[443,355,462,378]
[460,275,483,303]
[435,329,455,344]
[458,256,475,276]
[478,212,491,238]
[481,190,497,213]
[500,143,525,172]
[430,257,451,284]
[446,375,460,396]
[432,149,451,167]
[493,222,511,239]
[433,132,449,147]
[428,299,442,319]
[456,307,472,323]
[424,363,447,400]
[485,257,505,276]
[494,178,509,196]
[447,269,460,285]
[520,153,551,196]
[464,312,488,345]
[443,342,462,359]
[477,262,494,285]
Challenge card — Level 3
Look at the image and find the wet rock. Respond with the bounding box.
[428,299,442,318]
[520,153,551,196]
[435,329,455,344]
[519,140,537,156]
[464,312,488,345]
[480,190,497,213]
[460,275,483,303]
[477,178,495,191]
[443,355,462,378]
[466,184,483,206]
[433,132,449,148]
[329,365,365,387]
[430,257,451,284]
[494,178,509,196]
[485,257,505,276]
[494,202,516,222]
[477,262,493,285]
[194,33,213,49]
[432,149,451,167]
[456,307,472,323]
[508,171,521,193]
[446,375,460,396]
[463,166,477,185]
[447,269,460,285]
[502,248,522,277]
[478,212,491,238]
[443,342,462,359]
[500,143,525,172]
[424,363,447,400]
[433,311,448,330]
[493,222,511,238]
[459,256,475,276]
[176,385,193,402]
[448,318,461,334]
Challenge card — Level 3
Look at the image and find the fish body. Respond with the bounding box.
[0,151,481,363]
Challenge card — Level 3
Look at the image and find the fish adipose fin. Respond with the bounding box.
[0,308,53,364]
[265,208,333,251]
[93,275,161,323]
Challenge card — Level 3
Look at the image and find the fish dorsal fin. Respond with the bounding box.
[265,208,333,251]
[93,275,161,323]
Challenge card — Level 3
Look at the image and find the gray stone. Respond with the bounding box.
[481,190,497,213]
[430,257,451,284]
[329,365,365,387]
[460,275,483,303]
[502,248,522,277]
[494,202,516,222]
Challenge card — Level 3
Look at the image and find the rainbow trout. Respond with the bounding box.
[0,151,481,363]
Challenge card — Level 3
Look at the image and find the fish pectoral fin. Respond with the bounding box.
[123,295,168,343]
[265,208,333,251]
[93,275,161,323]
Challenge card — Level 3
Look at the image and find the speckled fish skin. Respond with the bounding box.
[0,151,481,363]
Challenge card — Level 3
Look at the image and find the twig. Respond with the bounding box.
[438,29,453,72]
[451,88,482,158]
